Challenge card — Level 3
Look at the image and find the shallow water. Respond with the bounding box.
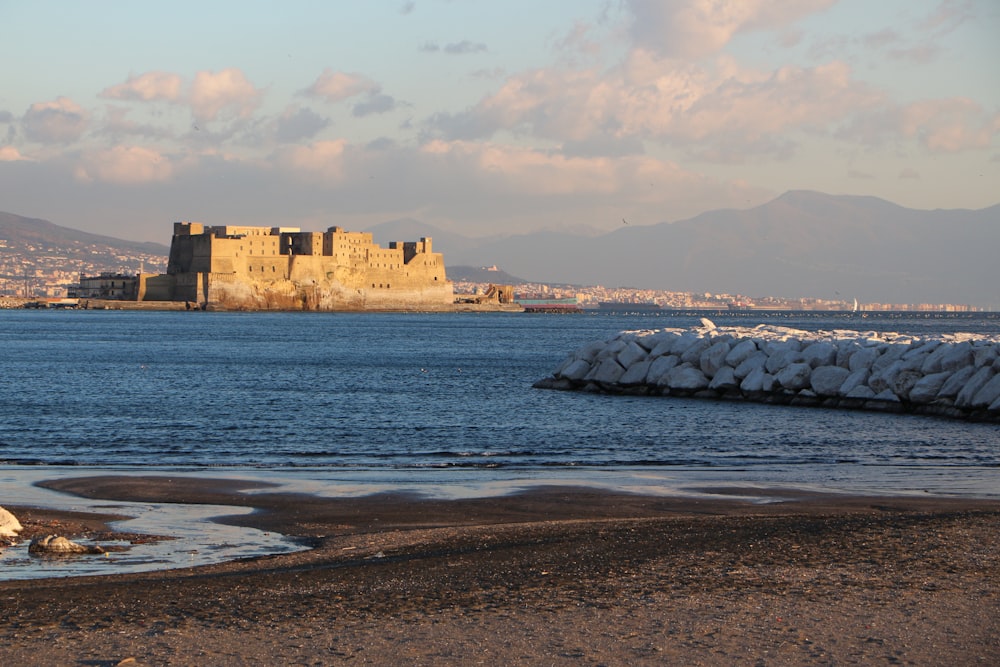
[0,469,303,581]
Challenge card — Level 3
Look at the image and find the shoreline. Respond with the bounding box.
[2,475,998,664]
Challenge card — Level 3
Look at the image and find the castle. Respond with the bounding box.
[139,223,454,310]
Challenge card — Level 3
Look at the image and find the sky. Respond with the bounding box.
[1,0,997,244]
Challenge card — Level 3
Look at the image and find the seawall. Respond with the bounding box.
[534,319,1000,422]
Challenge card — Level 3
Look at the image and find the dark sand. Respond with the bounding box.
[2,476,999,666]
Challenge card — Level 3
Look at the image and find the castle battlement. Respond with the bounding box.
[145,222,453,310]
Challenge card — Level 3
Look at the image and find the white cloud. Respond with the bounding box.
[74,146,174,184]
[430,53,884,161]
[626,0,836,59]
[100,71,184,102]
[190,69,262,122]
[900,98,999,152]
[0,146,32,161]
[23,97,89,143]
[274,139,348,180]
[303,69,380,103]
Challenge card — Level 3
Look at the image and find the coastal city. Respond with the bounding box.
[0,237,979,313]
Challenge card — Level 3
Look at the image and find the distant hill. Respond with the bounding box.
[446,265,527,284]
[373,192,999,308]
[364,218,497,258]
[0,212,169,292]
[0,212,169,256]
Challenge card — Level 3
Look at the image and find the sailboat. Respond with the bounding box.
[852,298,859,313]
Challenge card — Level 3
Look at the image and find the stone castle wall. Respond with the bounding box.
[157,223,452,310]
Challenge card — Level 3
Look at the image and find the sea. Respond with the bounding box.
[1,308,998,578]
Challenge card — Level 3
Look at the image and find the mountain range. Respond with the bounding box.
[3,190,997,307]
[367,191,999,308]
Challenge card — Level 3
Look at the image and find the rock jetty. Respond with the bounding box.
[534,319,1000,422]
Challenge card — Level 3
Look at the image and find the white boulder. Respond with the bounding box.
[665,364,710,391]
[801,341,837,368]
[955,367,994,407]
[708,366,739,391]
[584,357,626,384]
[619,359,653,385]
[28,534,104,555]
[724,339,759,367]
[647,355,681,385]
[908,371,952,404]
[699,341,732,378]
[775,362,813,391]
[810,366,851,397]
[970,372,1000,408]
[559,358,592,381]
[0,506,22,538]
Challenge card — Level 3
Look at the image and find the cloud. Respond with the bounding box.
[444,40,488,55]
[429,53,884,161]
[23,97,90,143]
[917,0,975,35]
[901,98,999,152]
[417,139,717,203]
[190,68,262,122]
[420,40,488,55]
[274,139,348,180]
[302,69,380,103]
[399,2,415,15]
[554,21,603,57]
[625,0,836,59]
[273,106,329,143]
[352,93,399,117]
[100,71,184,102]
[0,146,32,161]
[74,146,174,184]
[100,106,177,140]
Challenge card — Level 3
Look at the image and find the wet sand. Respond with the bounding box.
[2,476,999,666]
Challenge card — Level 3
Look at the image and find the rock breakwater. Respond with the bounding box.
[534,319,1000,422]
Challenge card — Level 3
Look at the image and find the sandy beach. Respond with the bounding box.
[2,476,998,665]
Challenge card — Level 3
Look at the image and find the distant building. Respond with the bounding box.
[69,272,140,300]
[141,222,454,310]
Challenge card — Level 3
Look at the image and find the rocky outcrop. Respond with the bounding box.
[534,319,1000,421]
[28,535,105,555]
[0,506,22,538]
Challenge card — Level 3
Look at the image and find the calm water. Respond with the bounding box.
[2,309,998,579]
[1,309,998,498]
